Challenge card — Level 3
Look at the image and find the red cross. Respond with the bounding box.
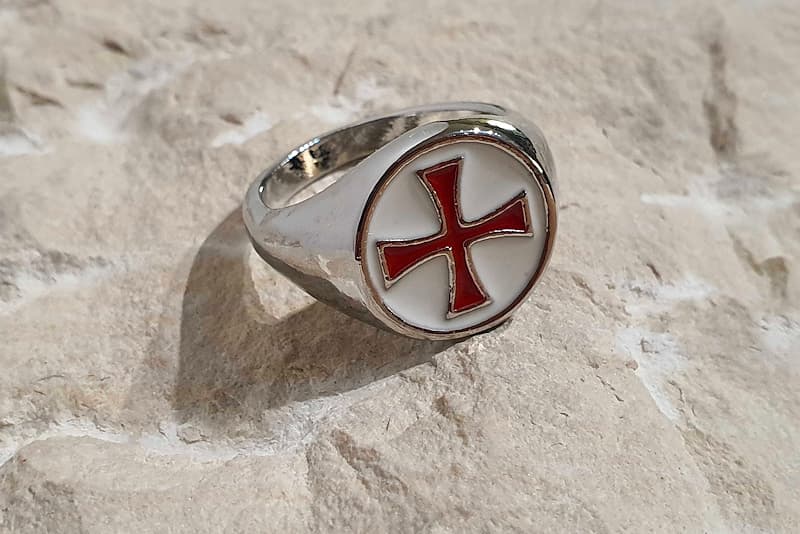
[377,157,532,317]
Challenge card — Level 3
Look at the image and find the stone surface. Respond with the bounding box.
[1,0,798,532]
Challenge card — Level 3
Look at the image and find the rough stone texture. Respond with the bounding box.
[0,1,798,532]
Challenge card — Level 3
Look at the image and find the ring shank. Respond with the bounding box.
[258,102,506,208]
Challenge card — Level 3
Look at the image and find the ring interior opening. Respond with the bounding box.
[259,103,505,208]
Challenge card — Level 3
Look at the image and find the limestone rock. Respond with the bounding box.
[1,1,798,532]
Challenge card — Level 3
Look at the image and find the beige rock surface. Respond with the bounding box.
[1,0,798,532]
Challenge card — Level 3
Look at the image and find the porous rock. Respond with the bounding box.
[1,1,798,532]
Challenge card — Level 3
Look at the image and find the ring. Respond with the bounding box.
[243,102,558,340]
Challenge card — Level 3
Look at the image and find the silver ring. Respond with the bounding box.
[243,102,558,340]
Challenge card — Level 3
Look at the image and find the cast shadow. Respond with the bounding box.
[172,209,449,427]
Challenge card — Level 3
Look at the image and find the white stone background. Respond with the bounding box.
[0,1,798,532]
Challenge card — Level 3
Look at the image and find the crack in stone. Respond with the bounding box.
[703,32,739,162]
[0,57,14,123]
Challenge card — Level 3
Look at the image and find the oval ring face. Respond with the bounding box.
[359,137,555,338]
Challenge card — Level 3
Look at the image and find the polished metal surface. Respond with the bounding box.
[255,103,506,208]
[243,102,558,340]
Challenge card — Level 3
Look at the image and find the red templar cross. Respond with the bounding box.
[377,157,532,318]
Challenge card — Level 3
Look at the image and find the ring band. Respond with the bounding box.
[243,102,558,340]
